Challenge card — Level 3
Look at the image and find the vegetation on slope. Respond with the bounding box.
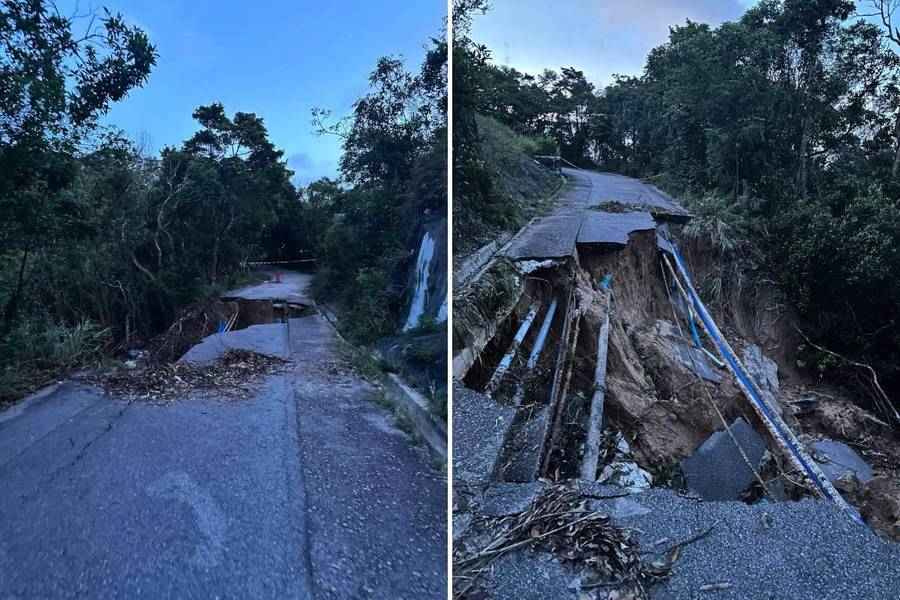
[454,0,900,416]
[311,41,447,344]
[452,2,560,255]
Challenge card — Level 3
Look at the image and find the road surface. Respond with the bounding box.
[0,275,446,599]
[504,168,687,260]
[224,269,314,305]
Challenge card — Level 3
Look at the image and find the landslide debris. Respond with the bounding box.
[87,350,288,403]
[454,483,673,600]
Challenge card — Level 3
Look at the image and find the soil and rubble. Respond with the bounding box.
[453,168,900,599]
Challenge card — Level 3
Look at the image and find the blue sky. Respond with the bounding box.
[61,0,446,185]
[472,0,759,89]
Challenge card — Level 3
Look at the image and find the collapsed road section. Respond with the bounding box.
[452,169,900,599]
[0,269,446,599]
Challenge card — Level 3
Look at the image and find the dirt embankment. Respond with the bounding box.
[457,224,900,541]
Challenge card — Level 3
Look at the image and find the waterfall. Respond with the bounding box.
[436,297,447,324]
[403,231,435,331]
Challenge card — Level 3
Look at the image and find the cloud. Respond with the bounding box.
[288,152,313,171]
[288,152,340,187]
[473,0,749,87]
[597,0,743,34]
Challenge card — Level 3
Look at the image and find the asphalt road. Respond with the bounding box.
[0,307,445,598]
[504,168,688,260]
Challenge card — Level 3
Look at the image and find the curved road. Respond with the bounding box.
[0,276,446,599]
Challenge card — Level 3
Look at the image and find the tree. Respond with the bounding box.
[0,0,156,329]
[176,103,296,282]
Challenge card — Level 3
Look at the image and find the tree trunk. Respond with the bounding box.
[798,114,810,200]
[892,113,900,177]
[2,248,30,334]
[211,235,220,284]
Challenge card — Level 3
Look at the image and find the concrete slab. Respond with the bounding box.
[479,481,546,517]
[504,212,583,260]
[813,439,874,483]
[179,323,290,365]
[453,383,517,483]
[576,170,690,221]
[497,408,550,482]
[681,417,767,500]
[576,210,656,246]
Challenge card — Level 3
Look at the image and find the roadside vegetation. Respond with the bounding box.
[310,37,447,344]
[0,0,446,403]
[454,0,900,413]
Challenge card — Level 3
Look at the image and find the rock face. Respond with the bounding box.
[402,216,447,331]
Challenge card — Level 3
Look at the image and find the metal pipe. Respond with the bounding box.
[485,303,540,394]
[526,299,559,369]
[580,300,611,480]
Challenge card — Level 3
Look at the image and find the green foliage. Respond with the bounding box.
[309,34,446,346]
[0,315,110,402]
[459,1,900,399]
[0,1,157,332]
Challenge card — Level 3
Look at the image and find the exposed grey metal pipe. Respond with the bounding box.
[580,300,611,480]
[485,303,540,395]
[526,299,558,370]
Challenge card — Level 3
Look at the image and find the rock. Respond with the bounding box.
[861,476,900,541]
[811,439,873,483]
[598,461,653,492]
[742,344,780,412]
[681,417,767,501]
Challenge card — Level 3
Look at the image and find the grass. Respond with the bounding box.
[455,115,563,256]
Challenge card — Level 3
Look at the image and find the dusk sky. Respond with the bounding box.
[59,0,446,185]
[472,0,759,88]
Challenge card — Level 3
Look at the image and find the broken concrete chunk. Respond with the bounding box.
[742,344,780,411]
[598,461,653,492]
[812,439,873,484]
[681,417,767,501]
[479,482,546,517]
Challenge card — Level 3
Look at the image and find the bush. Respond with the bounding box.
[0,316,110,402]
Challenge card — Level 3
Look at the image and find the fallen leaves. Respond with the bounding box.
[89,350,288,403]
[453,484,675,600]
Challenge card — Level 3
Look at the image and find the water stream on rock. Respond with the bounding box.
[403,231,436,331]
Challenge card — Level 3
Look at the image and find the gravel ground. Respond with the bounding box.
[453,383,517,482]
[455,482,900,600]
[623,489,900,600]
